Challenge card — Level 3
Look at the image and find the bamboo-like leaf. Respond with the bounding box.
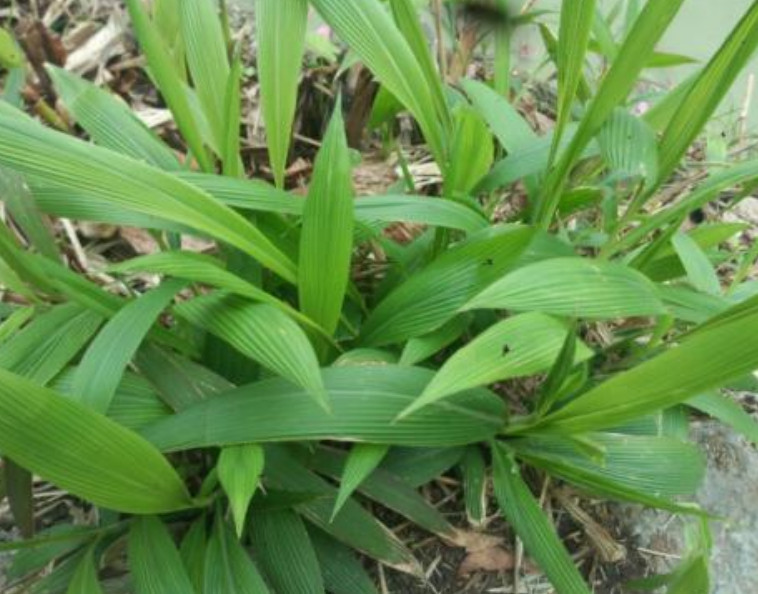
[129,516,195,594]
[0,111,297,282]
[179,517,206,592]
[360,226,534,346]
[331,444,389,520]
[657,3,758,183]
[65,545,102,594]
[400,313,592,418]
[175,293,328,409]
[310,0,446,164]
[47,65,179,170]
[461,446,487,528]
[0,368,192,513]
[308,528,379,594]
[249,509,325,594]
[218,444,265,537]
[689,392,758,445]
[142,366,505,450]
[204,517,270,594]
[181,0,230,149]
[672,232,722,296]
[0,305,34,345]
[551,0,596,156]
[446,106,493,195]
[465,258,665,319]
[124,0,211,171]
[399,315,469,367]
[527,301,758,434]
[70,280,186,414]
[4,460,33,538]
[256,0,308,187]
[299,104,354,337]
[380,447,464,488]
[598,108,659,183]
[223,53,243,177]
[492,444,590,594]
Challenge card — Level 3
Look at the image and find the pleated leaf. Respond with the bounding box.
[492,444,590,594]
[179,517,207,592]
[332,444,389,520]
[218,444,265,537]
[360,226,534,346]
[70,280,186,414]
[0,368,191,513]
[310,0,445,163]
[671,232,722,296]
[461,446,487,528]
[175,293,327,409]
[249,509,325,594]
[129,517,194,594]
[299,104,354,337]
[309,528,379,594]
[657,3,758,183]
[256,0,308,187]
[446,106,493,195]
[65,546,103,594]
[531,301,758,434]
[465,258,666,319]
[222,53,243,177]
[204,518,270,594]
[142,366,505,450]
[598,108,659,183]
[689,392,758,445]
[399,315,469,367]
[47,65,179,170]
[400,312,592,419]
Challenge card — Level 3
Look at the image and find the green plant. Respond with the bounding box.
[1,0,758,592]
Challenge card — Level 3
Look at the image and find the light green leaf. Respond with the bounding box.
[299,104,354,337]
[65,546,103,594]
[70,280,187,414]
[332,444,389,520]
[672,232,722,296]
[461,446,487,528]
[360,226,534,346]
[129,516,195,594]
[175,293,328,409]
[218,444,265,537]
[465,258,666,319]
[446,106,493,195]
[256,0,308,187]
[689,392,758,445]
[492,444,590,594]
[0,368,192,514]
[399,315,469,367]
[249,510,325,594]
[598,108,659,183]
[400,312,592,418]
[142,366,505,450]
[179,517,206,592]
[204,518,270,594]
[222,53,243,177]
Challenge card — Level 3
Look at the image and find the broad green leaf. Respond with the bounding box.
[249,510,325,594]
[0,368,192,513]
[175,293,328,409]
[353,194,488,233]
[382,447,464,487]
[446,106,493,195]
[129,517,195,594]
[689,392,758,445]
[256,0,308,187]
[535,323,579,416]
[310,0,446,164]
[223,53,243,177]
[528,301,758,434]
[70,280,187,414]
[124,0,211,171]
[598,108,659,183]
[400,312,592,418]
[66,546,103,594]
[657,3,758,183]
[265,446,420,574]
[331,444,389,520]
[668,555,710,594]
[465,258,665,319]
[47,65,179,170]
[181,0,230,149]
[218,444,265,537]
[534,0,686,226]
[0,111,297,282]
[399,315,469,367]
[0,27,24,68]
[179,517,207,592]
[4,460,33,538]
[552,0,596,156]
[142,366,505,450]
[299,104,354,337]
[308,528,379,594]
[492,444,590,594]
[672,232,722,296]
[360,226,534,346]
[0,305,34,345]
[204,517,269,594]
[461,446,487,528]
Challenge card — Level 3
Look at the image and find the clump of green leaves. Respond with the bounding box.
[1,0,757,592]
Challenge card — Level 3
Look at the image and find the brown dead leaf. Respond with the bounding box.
[458,546,514,575]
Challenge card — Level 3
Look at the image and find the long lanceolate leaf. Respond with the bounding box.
[657,3,758,183]
[129,517,195,594]
[256,0,308,188]
[0,368,192,514]
[299,105,354,337]
[0,111,297,282]
[492,444,590,594]
[70,280,187,414]
[204,517,270,594]
[534,0,686,227]
[522,302,758,435]
[331,444,389,519]
[310,0,446,164]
